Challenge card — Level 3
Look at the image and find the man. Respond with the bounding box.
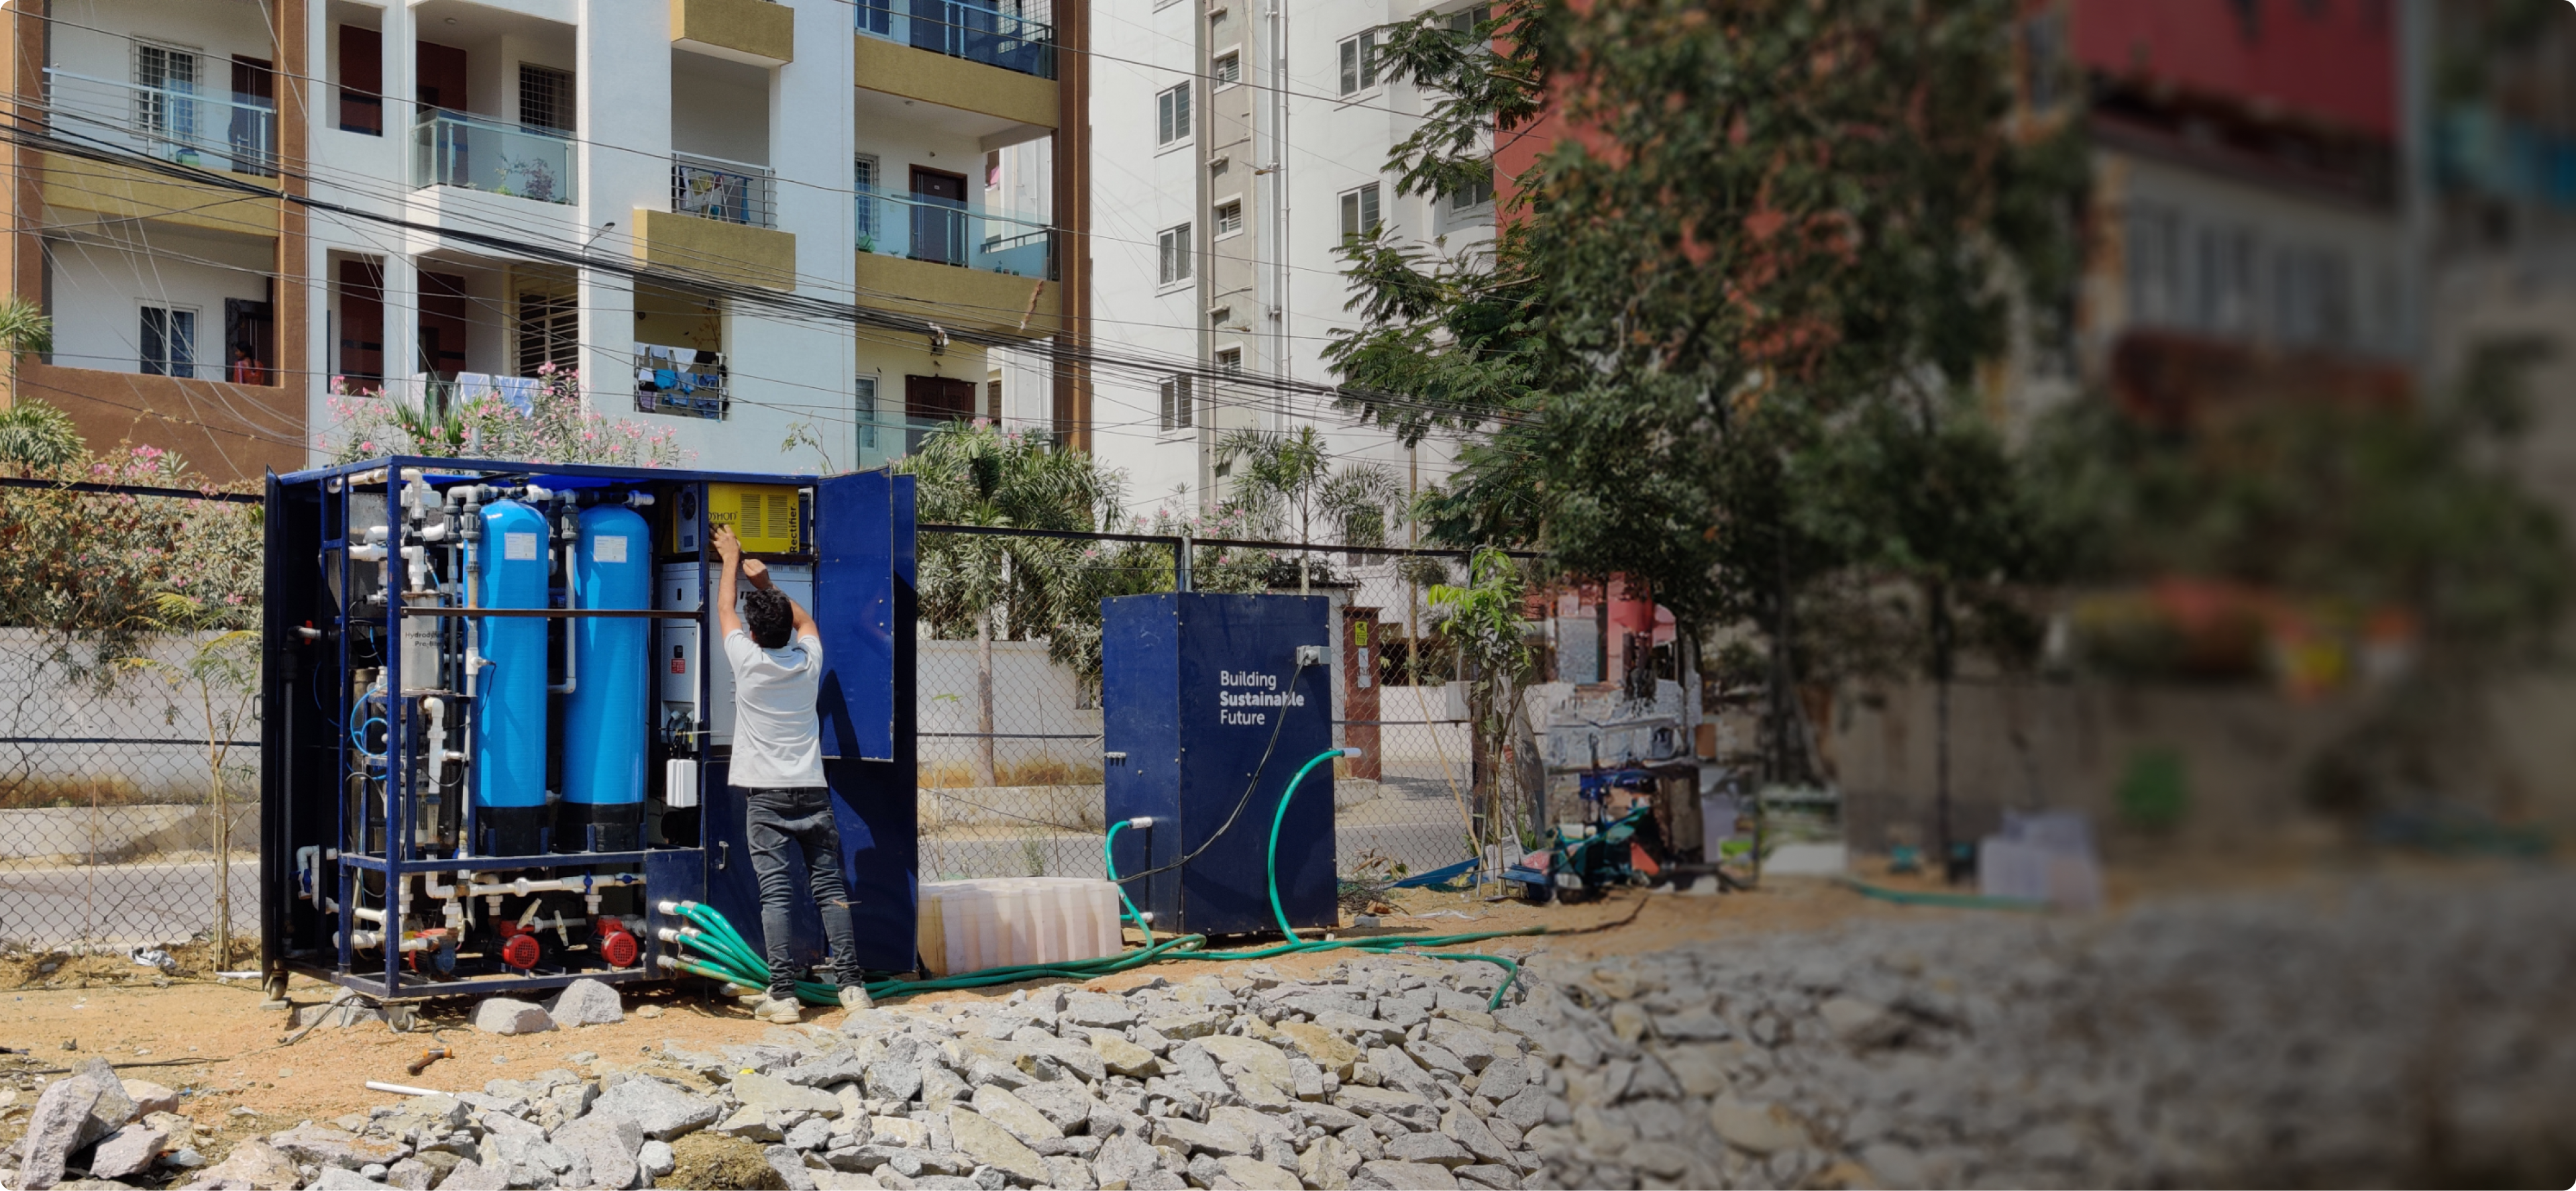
[714,524,871,1023]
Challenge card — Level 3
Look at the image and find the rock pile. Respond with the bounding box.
[22,954,1550,1190]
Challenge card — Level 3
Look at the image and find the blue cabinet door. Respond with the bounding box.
[815,471,918,972]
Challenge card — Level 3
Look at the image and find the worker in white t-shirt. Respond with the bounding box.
[714,525,871,1023]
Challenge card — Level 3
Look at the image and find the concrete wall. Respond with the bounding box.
[1827,678,2384,859]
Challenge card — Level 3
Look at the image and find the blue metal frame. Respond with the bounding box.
[266,457,904,1002]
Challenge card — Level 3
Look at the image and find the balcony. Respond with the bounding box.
[857,0,1055,80]
[43,68,276,177]
[857,191,1051,276]
[852,190,1058,338]
[411,110,576,205]
[632,344,732,419]
[672,153,777,227]
[674,0,796,67]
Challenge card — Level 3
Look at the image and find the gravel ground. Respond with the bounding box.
[1517,866,2576,1189]
[9,865,2571,1189]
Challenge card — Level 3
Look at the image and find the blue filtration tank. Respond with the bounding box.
[474,499,552,855]
[557,504,650,851]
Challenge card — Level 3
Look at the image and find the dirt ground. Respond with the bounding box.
[0,843,2501,1172]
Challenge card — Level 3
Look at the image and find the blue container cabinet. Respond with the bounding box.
[1102,593,1338,938]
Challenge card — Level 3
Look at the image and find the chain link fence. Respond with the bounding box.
[0,594,1491,951]
[0,629,259,951]
[910,636,1484,886]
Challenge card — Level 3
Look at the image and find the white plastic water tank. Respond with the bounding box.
[916,877,1124,977]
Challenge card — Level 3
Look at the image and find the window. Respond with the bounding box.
[1215,200,1242,237]
[514,291,578,376]
[1339,183,1383,241]
[1159,223,1193,285]
[1446,171,1494,211]
[1447,5,1492,34]
[1208,305,1232,328]
[336,25,382,134]
[1157,83,1193,147]
[2193,225,2255,334]
[134,43,200,142]
[986,376,1003,419]
[1159,374,1193,430]
[857,375,879,451]
[140,305,197,378]
[1212,52,1241,87]
[519,64,572,133]
[2275,246,2352,346]
[1210,156,1230,180]
[985,150,1002,189]
[1338,30,1379,95]
[2123,202,2179,327]
[1216,347,1242,376]
[853,155,880,246]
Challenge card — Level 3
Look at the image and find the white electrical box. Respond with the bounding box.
[655,562,813,748]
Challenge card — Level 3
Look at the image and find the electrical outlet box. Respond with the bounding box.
[1296,644,1329,667]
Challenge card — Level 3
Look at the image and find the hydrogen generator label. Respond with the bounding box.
[1218,670,1306,727]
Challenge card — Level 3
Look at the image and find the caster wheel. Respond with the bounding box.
[385,1003,420,1033]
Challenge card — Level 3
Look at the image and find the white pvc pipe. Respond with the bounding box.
[366,1081,443,1097]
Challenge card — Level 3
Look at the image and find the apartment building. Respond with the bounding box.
[1075,0,1493,516]
[2043,0,2419,423]
[1,0,1087,483]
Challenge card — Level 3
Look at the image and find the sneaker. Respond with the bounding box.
[838,984,873,1011]
[752,995,802,1024]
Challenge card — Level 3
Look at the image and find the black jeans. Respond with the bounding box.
[741,786,860,999]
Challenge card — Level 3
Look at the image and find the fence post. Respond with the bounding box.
[1173,533,1192,592]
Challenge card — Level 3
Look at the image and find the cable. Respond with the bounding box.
[1108,655,1307,883]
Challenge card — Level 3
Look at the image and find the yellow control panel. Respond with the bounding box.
[672,482,804,554]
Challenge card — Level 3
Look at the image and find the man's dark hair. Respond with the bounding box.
[743,587,795,649]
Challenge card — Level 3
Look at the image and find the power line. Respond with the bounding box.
[0,112,1532,437]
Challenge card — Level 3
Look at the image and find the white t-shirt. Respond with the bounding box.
[724,627,826,788]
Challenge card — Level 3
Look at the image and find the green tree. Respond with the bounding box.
[898,421,1124,784]
[1427,548,1535,852]
[1334,0,2085,786]
[1799,397,2065,857]
[1214,425,1407,594]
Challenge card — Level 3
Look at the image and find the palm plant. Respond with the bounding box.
[898,421,1124,785]
[0,300,69,476]
[0,399,83,477]
[1214,425,1407,593]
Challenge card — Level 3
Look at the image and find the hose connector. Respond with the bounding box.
[1124,816,1155,829]
[1340,747,1365,758]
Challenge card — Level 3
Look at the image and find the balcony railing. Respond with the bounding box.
[412,109,577,205]
[672,153,777,227]
[857,0,1056,81]
[857,191,1054,278]
[42,68,276,177]
[633,344,731,419]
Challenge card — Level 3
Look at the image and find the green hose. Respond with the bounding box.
[1104,819,1154,946]
[661,744,1551,1007]
[1268,748,1350,942]
[1837,875,2050,912]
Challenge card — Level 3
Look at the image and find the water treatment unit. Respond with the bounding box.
[1100,593,1340,937]
[257,458,916,1009]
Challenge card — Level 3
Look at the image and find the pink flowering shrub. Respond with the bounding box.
[0,441,259,672]
[321,366,690,468]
